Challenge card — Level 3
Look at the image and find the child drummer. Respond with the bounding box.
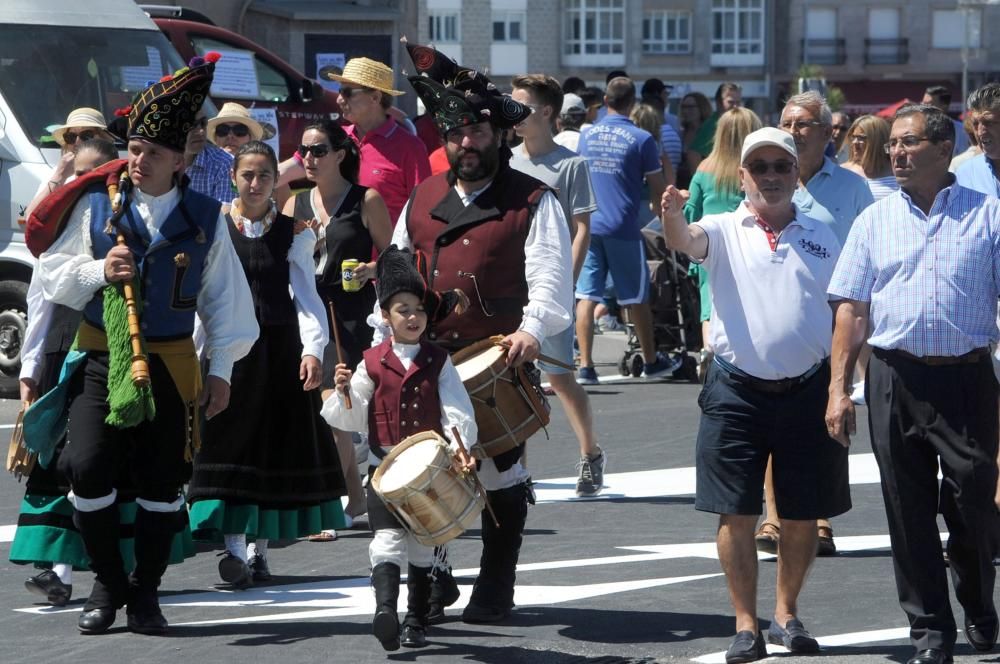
[321,245,477,651]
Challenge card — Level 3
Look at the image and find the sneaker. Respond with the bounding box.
[577,366,599,385]
[247,544,271,582]
[597,314,624,332]
[575,449,607,497]
[849,381,866,405]
[643,352,682,379]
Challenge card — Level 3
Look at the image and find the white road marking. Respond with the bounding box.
[692,626,914,663]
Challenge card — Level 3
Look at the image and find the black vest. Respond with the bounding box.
[227,213,297,326]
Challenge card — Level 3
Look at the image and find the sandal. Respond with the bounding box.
[307,530,337,542]
[816,525,836,557]
[754,521,780,555]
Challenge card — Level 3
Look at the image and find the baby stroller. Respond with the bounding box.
[618,221,702,381]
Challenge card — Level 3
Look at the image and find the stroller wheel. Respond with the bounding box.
[630,353,644,378]
[618,355,630,377]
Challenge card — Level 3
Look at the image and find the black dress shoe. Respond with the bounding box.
[966,614,999,652]
[24,570,72,607]
[78,607,117,634]
[906,649,953,664]
[126,610,168,635]
[248,554,271,582]
[401,624,427,648]
[726,630,767,663]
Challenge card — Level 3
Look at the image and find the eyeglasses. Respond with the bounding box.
[64,130,97,144]
[779,120,825,132]
[215,123,250,138]
[745,160,796,176]
[298,143,331,158]
[883,136,931,153]
[339,86,373,98]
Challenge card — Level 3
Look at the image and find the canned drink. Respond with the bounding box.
[341,259,362,292]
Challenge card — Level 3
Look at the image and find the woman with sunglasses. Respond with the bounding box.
[207,102,264,157]
[281,120,392,527]
[684,107,763,380]
[841,114,897,202]
[188,140,349,588]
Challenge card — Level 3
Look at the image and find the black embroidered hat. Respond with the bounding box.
[403,40,532,134]
[116,53,219,153]
[376,245,463,324]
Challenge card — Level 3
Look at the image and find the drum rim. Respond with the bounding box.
[371,430,450,494]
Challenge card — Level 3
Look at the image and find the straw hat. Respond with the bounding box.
[207,102,264,143]
[322,57,404,96]
[50,107,112,146]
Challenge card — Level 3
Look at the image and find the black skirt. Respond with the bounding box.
[189,323,347,510]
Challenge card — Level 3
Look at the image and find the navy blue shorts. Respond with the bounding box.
[694,360,851,520]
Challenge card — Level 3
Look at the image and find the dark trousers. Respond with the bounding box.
[868,349,999,652]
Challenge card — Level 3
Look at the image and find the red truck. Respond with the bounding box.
[150,9,340,159]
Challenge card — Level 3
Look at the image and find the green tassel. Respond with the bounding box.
[102,280,155,427]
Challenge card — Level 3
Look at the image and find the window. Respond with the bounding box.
[192,36,289,103]
[642,11,691,54]
[711,0,765,66]
[493,11,525,42]
[563,0,625,65]
[429,12,460,43]
[932,9,980,50]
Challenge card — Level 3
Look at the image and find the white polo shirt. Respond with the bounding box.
[695,202,841,380]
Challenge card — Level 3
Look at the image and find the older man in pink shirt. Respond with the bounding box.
[280,58,430,226]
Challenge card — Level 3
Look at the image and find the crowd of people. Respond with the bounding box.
[5,40,1000,664]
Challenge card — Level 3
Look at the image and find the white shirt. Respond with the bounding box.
[369,184,573,346]
[554,131,581,153]
[37,186,259,383]
[695,202,841,380]
[320,340,478,468]
[19,263,49,383]
[231,214,329,359]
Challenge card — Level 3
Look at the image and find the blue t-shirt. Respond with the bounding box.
[580,114,662,240]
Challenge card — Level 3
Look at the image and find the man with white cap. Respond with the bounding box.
[660,127,851,663]
[554,92,587,153]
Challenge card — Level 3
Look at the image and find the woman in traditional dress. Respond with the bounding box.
[188,140,348,587]
[281,120,393,529]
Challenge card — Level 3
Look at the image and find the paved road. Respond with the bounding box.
[0,331,996,663]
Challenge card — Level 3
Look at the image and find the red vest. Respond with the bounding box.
[364,339,448,454]
[406,166,549,349]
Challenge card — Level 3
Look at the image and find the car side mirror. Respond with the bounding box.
[301,78,318,102]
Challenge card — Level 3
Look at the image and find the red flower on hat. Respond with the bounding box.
[159,75,173,82]
[204,51,222,63]
[114,105,133,118]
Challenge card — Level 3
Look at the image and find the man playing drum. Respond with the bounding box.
[323,246,477,651]
[370,42,572,624]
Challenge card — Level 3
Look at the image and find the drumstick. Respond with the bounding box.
[490,334,575,371]
[327,300,351,409]
[451,426,499,528]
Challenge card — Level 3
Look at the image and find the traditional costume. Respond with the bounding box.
[370,43,573,624]
[187,197,347,587]
[26,54,258,635]
[322,246,475,650]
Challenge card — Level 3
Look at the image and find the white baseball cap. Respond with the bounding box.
[741,127,798,164]
[561,93,586,116]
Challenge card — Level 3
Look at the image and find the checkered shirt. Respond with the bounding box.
[185,143,233,205]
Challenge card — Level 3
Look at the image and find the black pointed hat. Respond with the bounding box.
[115,53,219,153]
[404,41,531,133]
[376,245,463,324]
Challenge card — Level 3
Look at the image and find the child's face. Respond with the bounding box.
[382,292,428,344]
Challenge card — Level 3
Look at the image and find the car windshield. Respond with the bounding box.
[0,25,213,147]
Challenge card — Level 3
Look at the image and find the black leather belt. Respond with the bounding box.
[884,347,990,366]
[716,358,826,394]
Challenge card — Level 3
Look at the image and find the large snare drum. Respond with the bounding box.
[371,431,484,547]
[452,337,550,460]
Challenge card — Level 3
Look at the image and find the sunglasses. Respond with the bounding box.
[298,143,331,158]
[745,160,796,176]
[215,123,250,138]
[64,130,97,144]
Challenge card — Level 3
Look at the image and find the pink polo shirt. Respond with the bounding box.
[347,117,431,227]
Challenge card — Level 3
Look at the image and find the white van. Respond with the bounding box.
[0,0,199,393]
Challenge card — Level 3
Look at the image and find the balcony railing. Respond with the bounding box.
[865,38,909,65]
[801,39,846,66]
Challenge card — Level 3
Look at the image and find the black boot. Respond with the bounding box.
[126,507,182,635]
[371,563,401,651]
[74,505,129,634]
[462,483,528,624]
[426,561,460,624]
[402,565,432,648]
